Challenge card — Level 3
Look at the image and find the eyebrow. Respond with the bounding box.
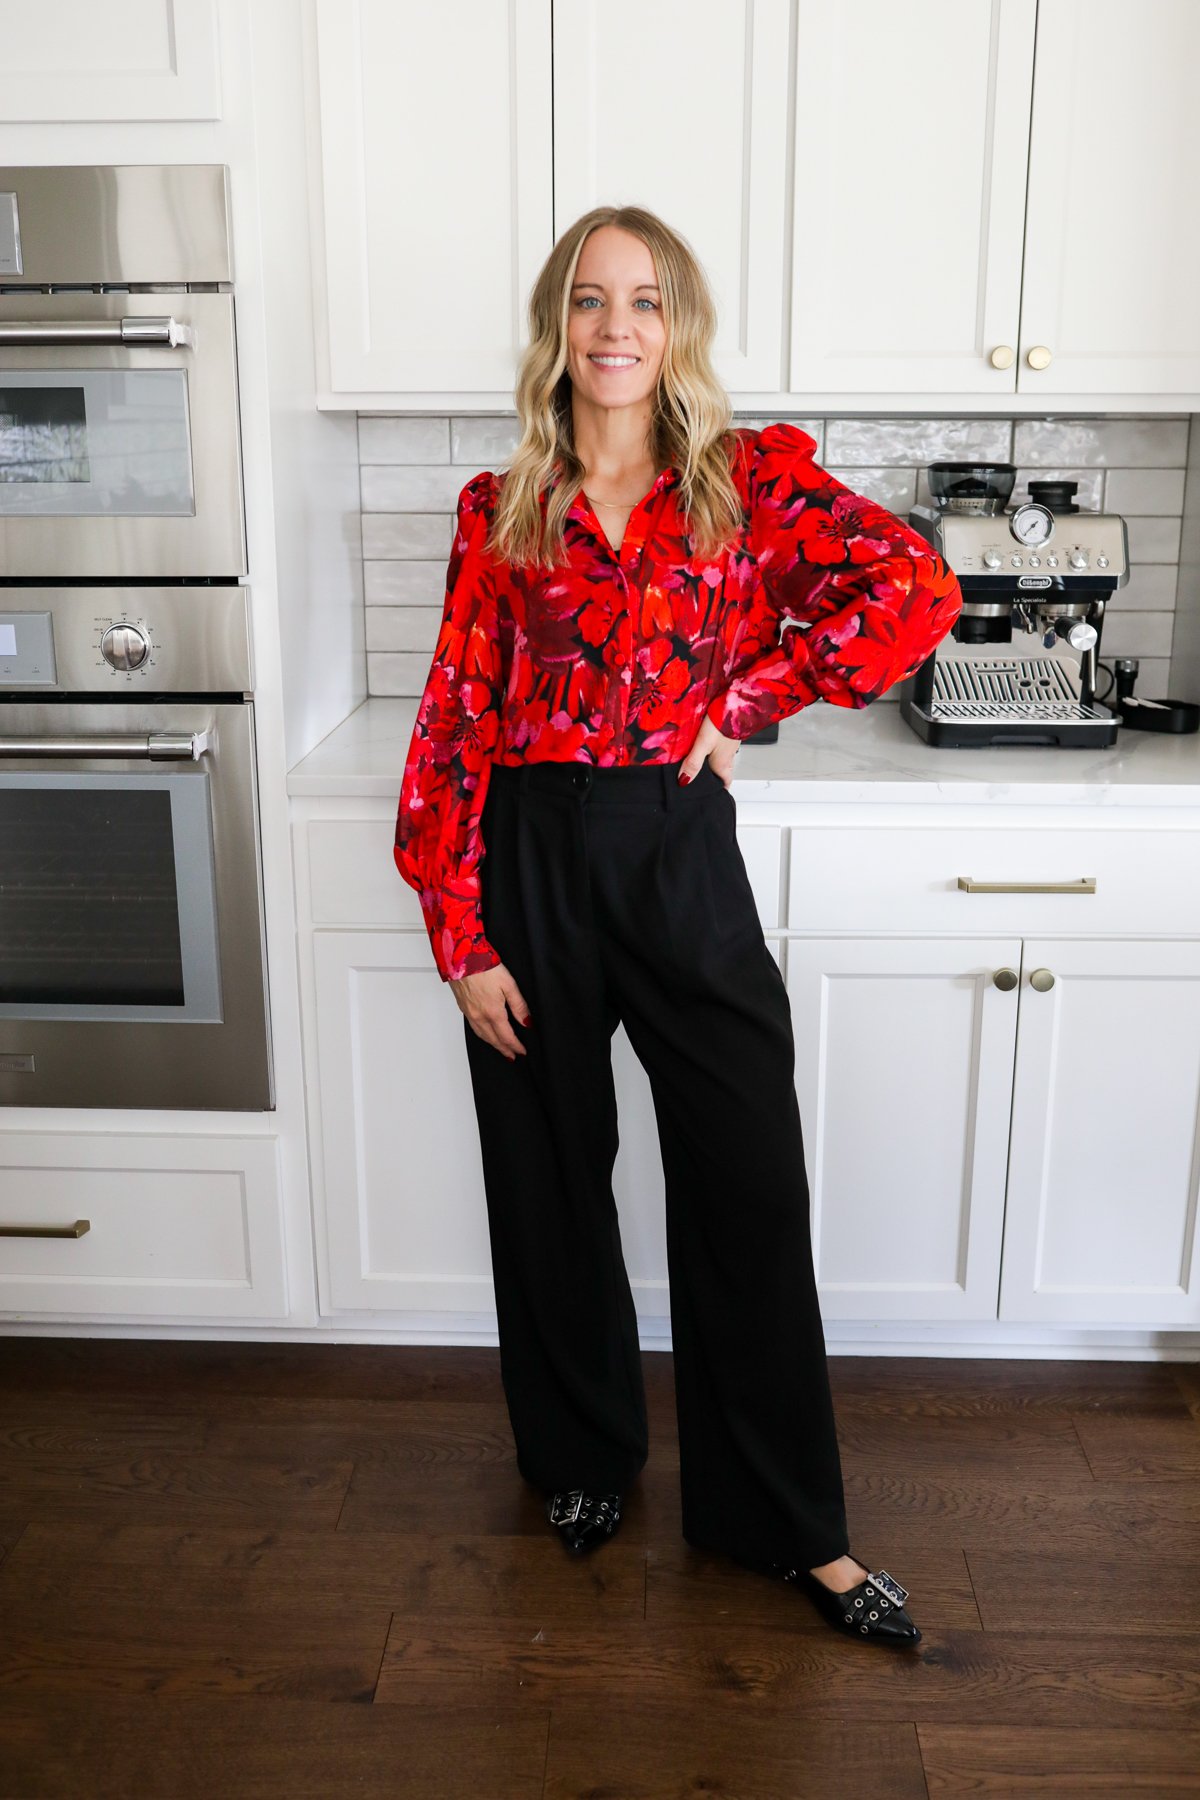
[571,281,660,292]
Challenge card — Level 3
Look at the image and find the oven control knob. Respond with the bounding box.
[100,623,150,670]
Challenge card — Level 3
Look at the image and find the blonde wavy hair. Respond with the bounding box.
[487,205,748,570]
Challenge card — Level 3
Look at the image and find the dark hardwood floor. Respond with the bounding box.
[0,1339,1198,1798]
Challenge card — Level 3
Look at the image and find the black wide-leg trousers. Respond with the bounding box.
[462,754,851,1572]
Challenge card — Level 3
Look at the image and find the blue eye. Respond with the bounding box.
[573,297,659,310]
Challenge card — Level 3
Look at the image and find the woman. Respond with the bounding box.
[395,205,962,1649]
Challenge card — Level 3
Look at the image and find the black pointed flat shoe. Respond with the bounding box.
[545,1488,623,1555]
[775,1557,922,1646]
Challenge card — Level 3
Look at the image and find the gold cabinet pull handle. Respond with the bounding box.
[1026,344,1053,370]
[0,1219,91,1237]
[992,968,1019,990]
[958,876,1096,894]
[989,344,1015,369]
[1029,968,1056,991]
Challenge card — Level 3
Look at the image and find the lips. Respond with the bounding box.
[588,354,639,367]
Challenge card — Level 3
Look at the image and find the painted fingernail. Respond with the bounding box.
[678,772,691,785]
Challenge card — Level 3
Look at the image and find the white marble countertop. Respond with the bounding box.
[286,696,1200,808]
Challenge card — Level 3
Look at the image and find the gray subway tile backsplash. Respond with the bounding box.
[357,412,1196,699]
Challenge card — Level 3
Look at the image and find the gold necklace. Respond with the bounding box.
[583,477,662,508]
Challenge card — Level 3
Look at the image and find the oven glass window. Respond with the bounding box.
[0,371,194,516]
[0,788,185,1005]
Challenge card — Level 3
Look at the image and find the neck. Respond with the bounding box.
[571,396,657,488]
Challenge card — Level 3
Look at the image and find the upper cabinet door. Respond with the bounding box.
[311,0,553,399]
[1019,0,1200,395]
[552,0,792,394]
[0,0,221,120]
[788,0,1036,396]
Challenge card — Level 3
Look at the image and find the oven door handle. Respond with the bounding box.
[0,316,195,348]
[0,730,210,761]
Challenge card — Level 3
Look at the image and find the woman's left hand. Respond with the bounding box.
[678,717,740,788]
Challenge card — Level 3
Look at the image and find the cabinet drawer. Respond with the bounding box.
[306,819,420,927]
[0,1133,286,1320]
[305,815,784,931]
[788,823,1200,935]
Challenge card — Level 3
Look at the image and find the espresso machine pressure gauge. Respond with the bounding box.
[1009,501,1055,547]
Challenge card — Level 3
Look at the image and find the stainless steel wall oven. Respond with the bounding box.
[0,166,272,1111]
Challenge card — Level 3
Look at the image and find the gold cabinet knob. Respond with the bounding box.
[1026,345,1053,370]
[1029,967,1056,991]
[992,967,1019,991]
[989,345,1015,369]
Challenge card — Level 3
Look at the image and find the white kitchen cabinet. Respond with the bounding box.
[309,0,553,401]
[310,930,497,1313]
[1018,0,1200,395]
[788,0,1200,398]
[788,930,1200,1328]
[296,805,784,1318]
[552,0,792,393]
[308,0,1200,405]
[788,0,1037,397]
[0,0,221,121]
[786,935,1021,1323]
[0,1131,286,1322]
[291,770,1200,1338]
[1002,937,1200,1325]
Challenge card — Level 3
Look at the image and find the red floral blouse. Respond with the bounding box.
[395,421,963,982]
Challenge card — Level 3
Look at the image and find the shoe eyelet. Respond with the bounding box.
[869,1610,878,1619]
[854,1598,863,1607]
[860,1625,868,1633]
[844,1613,853,1622]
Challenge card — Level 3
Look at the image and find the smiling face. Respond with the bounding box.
[565,224,667,412]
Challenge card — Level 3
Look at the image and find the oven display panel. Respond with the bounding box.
[0,610,56,684]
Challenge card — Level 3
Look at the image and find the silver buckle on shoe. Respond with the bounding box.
[549,1489,584,1526]
[868,1568,908,1608]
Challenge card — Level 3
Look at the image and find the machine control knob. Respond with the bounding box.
[992,967,1019,991]
[100,623,150,670]
[1068,549,1088,570]
[982,550,1002,569]
[1066,619,1098,651]
[1029,967,1056,991]
[1096,553,1109,568]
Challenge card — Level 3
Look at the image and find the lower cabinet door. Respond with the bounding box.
[1001,937,1200,1326]
[311,931,499,1315]
[786,936,1023,1321]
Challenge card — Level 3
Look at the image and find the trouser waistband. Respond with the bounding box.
[488,756,723,807]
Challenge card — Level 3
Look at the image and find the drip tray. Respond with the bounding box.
[902,657,1120,747]
[931,656,1110,721]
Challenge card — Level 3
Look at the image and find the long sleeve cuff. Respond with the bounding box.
[411,878,503,983]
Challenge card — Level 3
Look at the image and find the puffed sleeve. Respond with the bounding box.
[705,422,963,739]
[394,472,505,982]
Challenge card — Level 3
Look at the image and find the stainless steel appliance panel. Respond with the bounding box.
[0,164,232,285]
[0,587,252,693]
[0,700,272,1110]
[0,291,245,577]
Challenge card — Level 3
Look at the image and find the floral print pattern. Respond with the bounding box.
[396,422,963,981]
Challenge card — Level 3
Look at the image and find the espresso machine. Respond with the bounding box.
[900,461,1128,747]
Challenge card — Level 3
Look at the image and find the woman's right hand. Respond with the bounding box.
[451,963,532,1060]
